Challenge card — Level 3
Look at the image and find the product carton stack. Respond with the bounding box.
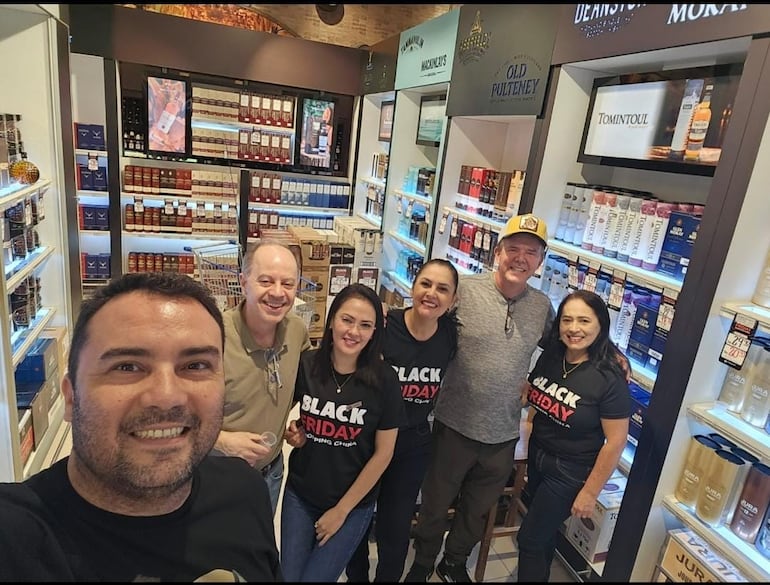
[331,216,382,306]
[287,226,331,339]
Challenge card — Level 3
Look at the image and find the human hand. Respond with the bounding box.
[314,506,348,546]
[218,431,272,467]
[571,488,596,518]
[284,419,307,448]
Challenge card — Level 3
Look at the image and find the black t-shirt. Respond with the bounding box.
[0,457,281,581]
[527,351,630,465]
[289,349,405,510]
[383,309,454,430]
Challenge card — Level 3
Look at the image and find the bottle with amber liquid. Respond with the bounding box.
[684,83,714,161]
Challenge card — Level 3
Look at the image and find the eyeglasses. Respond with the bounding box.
[505,300,516,335]
[266,348,283,392]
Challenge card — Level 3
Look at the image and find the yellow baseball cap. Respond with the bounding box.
[498,214,548,247]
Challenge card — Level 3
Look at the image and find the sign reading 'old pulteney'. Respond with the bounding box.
[447,4,559,117]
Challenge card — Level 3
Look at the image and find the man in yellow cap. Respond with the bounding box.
[406,214,554,583]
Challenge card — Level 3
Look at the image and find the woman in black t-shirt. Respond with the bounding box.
[346,259,460,582]
[280,284,405,583]
[518,290,630,582]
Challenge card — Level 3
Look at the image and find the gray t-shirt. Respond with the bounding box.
[433,272,554,444]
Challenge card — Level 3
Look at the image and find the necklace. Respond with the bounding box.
[331,369,354,393]
[562,356,584,379]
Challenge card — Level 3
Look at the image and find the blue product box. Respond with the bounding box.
[89,124,106,150]
[95,205,110,230]
[78,166,94,191]
[75,123,92,149]
[628,381,650,446]
[85,253,99,279]
[15,337,58,384]
[81,205,96,230]
[657,211,701,281]
[92,166,108,191]
[97,253,111,278]
[627,302,658,366]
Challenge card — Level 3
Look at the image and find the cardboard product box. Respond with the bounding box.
[566,476,627,564]
[15,385,49,449]
[628,381,650,447]
[75,123,92,149]
[657,211,701,281]
[289,226,331,270]
[305,299,327,336]
[356,266,379,292]
[658,528,748,582]
[18,409,33,468]
[15,336,58,384]
[301,266,331,301]
[329,265,352,296]
[41,326,69,380]
[627,302,658,367]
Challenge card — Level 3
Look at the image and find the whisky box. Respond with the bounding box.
[658,528,747,582]
[329,265,352,295]
[565,476,627,563]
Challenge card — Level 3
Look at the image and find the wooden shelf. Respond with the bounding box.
[121,230,235,241]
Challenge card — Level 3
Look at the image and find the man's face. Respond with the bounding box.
[240,245,299,328]
[494,233,545,294]
[62,291,224,502]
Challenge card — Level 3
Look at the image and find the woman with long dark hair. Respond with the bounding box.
[280,284,404,582]
[517,289,631,582]
[346,259,461,582]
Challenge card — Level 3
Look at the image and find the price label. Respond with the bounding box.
[134,197,144,214]
[396,194,403,214]
[87,155,99,171]
[719,314,758,369]
[405,200,414,219]
[164,199,174,215]
[197,202,206,217]
[177,201,187,215]
[567,263,579,289]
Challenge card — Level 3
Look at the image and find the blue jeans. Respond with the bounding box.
[280,485,375,582]
[516,441,593,582]
[262,451,284,517]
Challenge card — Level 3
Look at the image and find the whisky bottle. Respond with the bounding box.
[670,79,704,159]
[684,84,714,161]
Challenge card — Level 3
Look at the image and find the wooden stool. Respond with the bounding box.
[474,460,528,581]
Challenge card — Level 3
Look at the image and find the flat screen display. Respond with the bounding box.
[416,93,446,147]
[299,98,335,169]
[579,64,742,176]
[147,76,188,154]
[378,100,395,142]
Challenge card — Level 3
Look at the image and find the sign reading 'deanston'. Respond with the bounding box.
[553,4,770,64]
[395,9,459,91]
[447,4,559,118]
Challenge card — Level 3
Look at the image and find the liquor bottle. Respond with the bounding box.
[718,343,760,413]
[695,448,745,527]
[684,83,714,161]
[156,98,180,134]
[669,79,704,159]
[675,434,720,508]
[740,345,770,427]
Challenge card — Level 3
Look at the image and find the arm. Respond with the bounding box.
[571,417,629,518]
[215,431,271,467]
[314,427,398,545]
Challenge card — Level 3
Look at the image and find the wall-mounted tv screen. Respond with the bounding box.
[147,76,188,155]
[578,63,742,176]
[378,100,395,142]
[299,98,335,169]
[416,93,447,147]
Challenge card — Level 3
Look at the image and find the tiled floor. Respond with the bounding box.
[56,420,576,582]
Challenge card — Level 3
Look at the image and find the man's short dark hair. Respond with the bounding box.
[67,272,225,388]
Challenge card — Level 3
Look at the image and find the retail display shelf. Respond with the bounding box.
[11,307,55,368]
[79,230,110,237]
[248,202,348,216]
[618,442,635,475]
[360,176,386,189]
[0,178,51,212]
[75,189,108,197]
[383,269,412,296]
[357,212,382,228]
[388,230,426,255]
[5,245,54,290]
[121,230,235,241]
[688,402,770,461]
[393,188,432,207]
[443,205,508,230]
[547,240,683,293]
[74,148,108,157]
[191,115,294,133]
[720,301,770,332]
[662,494,770,582]
[22,392,65,481]
[121,192,238,205]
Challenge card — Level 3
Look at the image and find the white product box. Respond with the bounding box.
[657,528,747,582]
[566,476,627,564]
